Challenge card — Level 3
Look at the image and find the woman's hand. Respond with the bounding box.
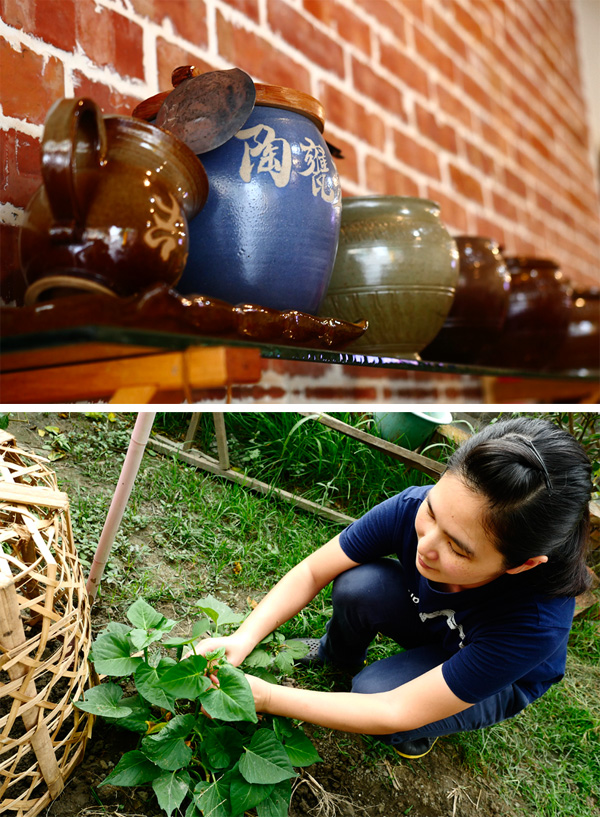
[245,673,273,713]
[183,633,254,665]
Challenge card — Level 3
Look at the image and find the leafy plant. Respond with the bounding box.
[76,598,319,817]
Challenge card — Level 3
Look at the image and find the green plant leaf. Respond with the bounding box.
[127,598,166,629]
[105,693,153,733]
[152,769,192,817]
[201,663,257,723]
[229,768,274,814]
[134,660,178,712]
[256,780,292,817]
[243,648,271,668]
[203,725,245,769]
[160,654,211,700]
[101,750,162,787]
[141,714,195,771]
[282,729,322,767]
[274,651,294,674]
[284,639,309,659]
[196,595,246,628]
[239,729,295,784]
[74,683,133,718]
[193,777,232,817]
[91,631,142,676]
[246,667,278,683]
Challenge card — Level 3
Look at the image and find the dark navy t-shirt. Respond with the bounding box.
[339,485,574,705]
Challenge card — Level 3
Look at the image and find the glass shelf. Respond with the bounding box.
[2,324,598,383]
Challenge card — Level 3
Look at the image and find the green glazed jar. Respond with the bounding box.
[320,196,459,359]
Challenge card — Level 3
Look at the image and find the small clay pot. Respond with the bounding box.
[19,97,208,302]
[552,287,599,372]
[421,236,511,364]
[319,196,459,359]
[480,256,572,370]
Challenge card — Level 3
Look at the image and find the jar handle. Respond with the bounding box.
[41,97,108,240]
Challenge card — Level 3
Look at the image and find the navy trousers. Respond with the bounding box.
[317,559,531,744]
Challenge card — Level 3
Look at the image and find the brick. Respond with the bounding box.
[430,7,468,60]
[157,41,214,92]
[504,167,527,199]
[323,132,359,184]
[426,185,468,233]
[393,130,441,180]
[303,0,372,56]
[130,0,214,36]
[474,217,506,249]
[365,155,420,197]
[448,163,484,205]
[352,57,406,119]
[76,0,144,80]
[415,104,457,153]
[0,0,35,30]
[463,139,494,175]
[413,25,455,81]
[0,41,64,125]
[216,9,311,90]
[34,0,77,53]
[436,84,472,129]
[0,128,41,209]
[72,73,141,116]
[267,0,345,78]
[263,359,328,378]
[354,0,406,41]
[492,192,518,222]
[380,43,430,97]
[318,82,386,151]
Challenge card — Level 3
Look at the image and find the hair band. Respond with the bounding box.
[521,438,553,494]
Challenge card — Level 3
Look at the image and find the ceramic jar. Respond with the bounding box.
[552,288,599,372]
[480,256,572,369]
[319,196,459,359]
[19,97,208,303]
[421,236,511,364]
[174,84,342,314]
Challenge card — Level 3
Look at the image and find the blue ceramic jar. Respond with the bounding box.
[176,84,342,314]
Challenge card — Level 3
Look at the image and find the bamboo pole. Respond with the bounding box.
[86,412,156,606]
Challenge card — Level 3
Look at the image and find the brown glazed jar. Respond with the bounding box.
[552,287,599,372]
[421,236,511,364]
[480,256,572,370]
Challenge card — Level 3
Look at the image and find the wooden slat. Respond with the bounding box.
[0,345,262,403]
[149,434,356,525]
[0,483,70,509]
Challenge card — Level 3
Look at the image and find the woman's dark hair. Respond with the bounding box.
[446,417,593,597]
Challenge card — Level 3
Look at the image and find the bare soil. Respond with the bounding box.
[4,413,524,817]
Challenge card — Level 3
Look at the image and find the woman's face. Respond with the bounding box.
[414,472,506,592]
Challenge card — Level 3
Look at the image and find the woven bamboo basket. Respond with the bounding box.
[0,431,95,817]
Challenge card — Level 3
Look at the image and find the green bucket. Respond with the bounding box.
[373,411,453,450]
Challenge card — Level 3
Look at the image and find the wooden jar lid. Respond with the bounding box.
[132,68,325,132]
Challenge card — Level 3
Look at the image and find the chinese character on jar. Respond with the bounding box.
[235,124,292,188]
[299,137,336,202]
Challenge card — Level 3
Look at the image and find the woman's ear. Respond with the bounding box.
[506,555,549,575]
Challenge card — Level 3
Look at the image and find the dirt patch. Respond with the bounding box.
[4,413,524,817]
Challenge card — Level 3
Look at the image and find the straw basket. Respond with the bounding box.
[0,431,95,817]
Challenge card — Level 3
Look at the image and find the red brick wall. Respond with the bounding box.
[1,0,598,402]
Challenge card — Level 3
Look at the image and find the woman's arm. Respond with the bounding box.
[191,534,360,664]
[247,664,472,734]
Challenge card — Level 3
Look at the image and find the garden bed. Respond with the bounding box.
[3,412,598,817]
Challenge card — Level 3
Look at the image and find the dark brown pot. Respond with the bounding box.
[480,256,573,370]
[19,97,209,303]
[552,288,599,372]
[421,236,511,364]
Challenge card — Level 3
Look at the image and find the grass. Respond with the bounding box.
[8,410,599,817]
